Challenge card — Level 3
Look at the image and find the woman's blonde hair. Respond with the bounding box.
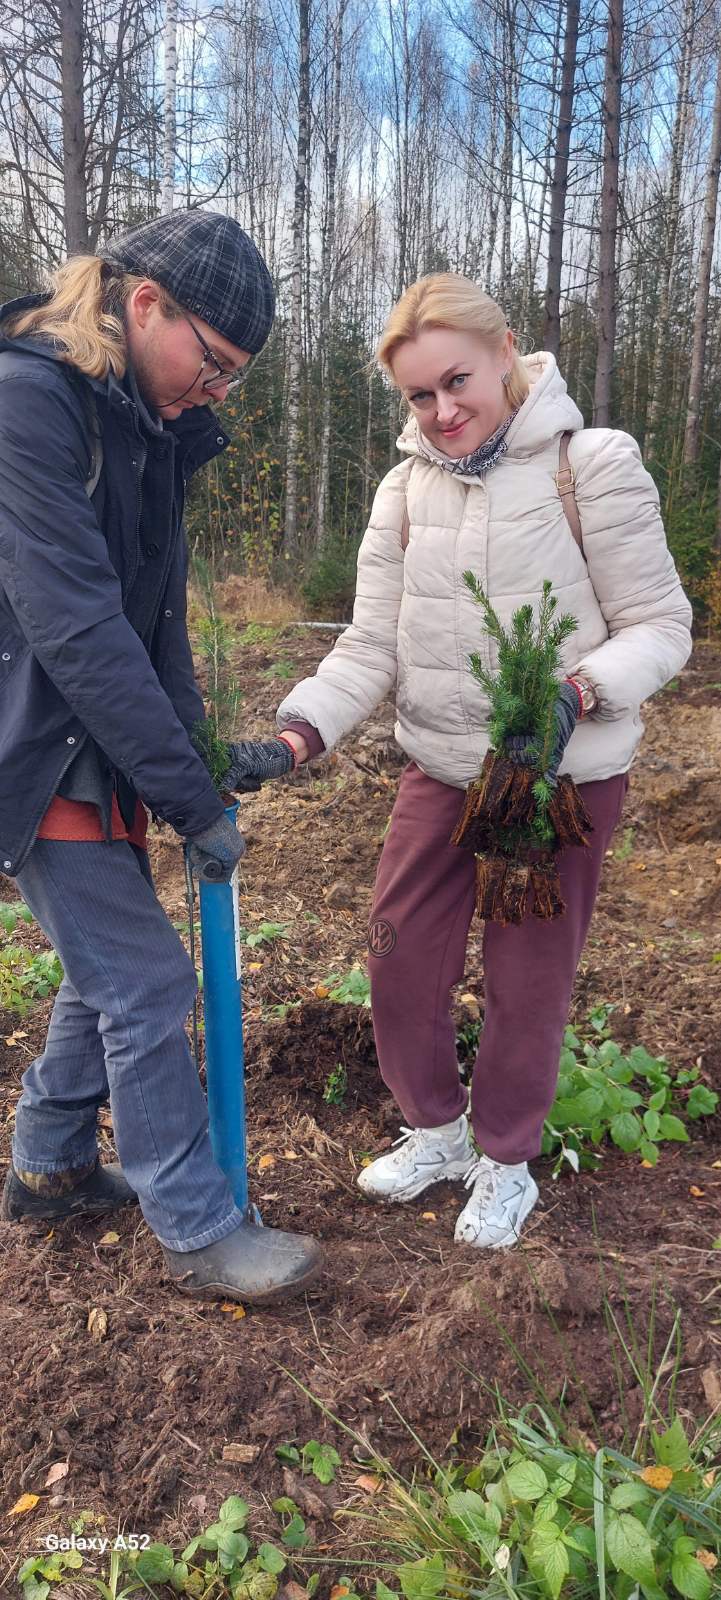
[4,255,182,380]
[377,273,529,412]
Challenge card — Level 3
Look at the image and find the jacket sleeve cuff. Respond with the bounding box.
[279,719,326,759]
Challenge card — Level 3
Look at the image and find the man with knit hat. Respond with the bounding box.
[0,211,322,1302]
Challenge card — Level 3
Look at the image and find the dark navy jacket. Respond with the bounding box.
[0,296,227,874]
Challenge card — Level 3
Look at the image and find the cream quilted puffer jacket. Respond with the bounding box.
[278,352,693,788]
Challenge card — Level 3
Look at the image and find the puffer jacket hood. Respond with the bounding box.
[277,353,692,790]
[396,351,584,479]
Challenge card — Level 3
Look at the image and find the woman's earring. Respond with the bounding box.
[501,370,511,386]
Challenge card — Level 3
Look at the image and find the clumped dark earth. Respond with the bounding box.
[1,602,719,1582]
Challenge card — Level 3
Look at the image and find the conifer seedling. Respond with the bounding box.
[452,576,592,923]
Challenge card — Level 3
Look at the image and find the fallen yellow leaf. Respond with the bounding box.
[696,1550,718,1571]
[703,1470,716,1488]
[354,1474,383,1494]
[98,1230,119,1245]
[46,1229,54,1240]
[315,984,330,999]
[421,1212,437,1221]
[283,1149,299,1161]
[4,1030,28,1045]
[10,1493,40,1515]
[248,961,263,971]
[258,1154,276,1172]
[219,1302,246,1317]
[360,1155,373,1168]
[87,1307,108,1343]
[640,1465,674,1490]
[690,1186,705,1198]
[330,1588,350,1600]
[669,888,680,897]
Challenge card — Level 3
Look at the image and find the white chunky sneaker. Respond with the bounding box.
[357,1114,474,1202]
[454,1156,539,1248]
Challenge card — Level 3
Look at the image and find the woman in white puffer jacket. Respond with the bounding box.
[277,274,692,1250]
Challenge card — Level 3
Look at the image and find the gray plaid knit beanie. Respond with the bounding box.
[97,210,275,355]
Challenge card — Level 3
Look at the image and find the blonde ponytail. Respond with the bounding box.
[5,256,182,380]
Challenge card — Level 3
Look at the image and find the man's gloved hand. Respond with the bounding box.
[185,814,245,882]
[221,738,295,794]
[505,681,581,786]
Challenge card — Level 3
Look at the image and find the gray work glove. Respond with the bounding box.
[221,738,295,794]
[505,681,580,786]
[185,814,245,882]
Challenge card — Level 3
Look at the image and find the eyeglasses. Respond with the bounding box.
[182,311,251,393]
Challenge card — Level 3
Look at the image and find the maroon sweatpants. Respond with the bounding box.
[367,763,628,1164]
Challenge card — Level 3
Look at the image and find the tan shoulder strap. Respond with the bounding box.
[556,431,583,555]
[401,504,410,551]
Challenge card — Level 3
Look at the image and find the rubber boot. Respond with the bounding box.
[161,1219,323,1305]
[0,1160,137,1222]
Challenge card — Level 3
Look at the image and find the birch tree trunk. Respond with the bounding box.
[161,0,178,215]
[684,41,721,465]
[315,0,346,548]
[543,0,580,358]
[59,0,89,252]
[283,0,311,555]
[593,0,623,426]
[644,0,695,460]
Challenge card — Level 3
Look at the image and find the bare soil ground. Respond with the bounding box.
[1,608,720,1588]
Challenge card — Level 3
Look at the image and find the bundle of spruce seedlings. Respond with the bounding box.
[451,574,593,924]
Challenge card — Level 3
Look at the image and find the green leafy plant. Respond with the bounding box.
[19,1496,300,1599]
[0,899,33,934]
[323,1061,348,1105]
[242,921,290,949]
[325,966,371,1007]
[275,1439,342,1484]
[239,622,282,648]
[262,659,295,680]
[543,1006,718,1176]
[302,1439,342,1483]
[331,1300,721,1600]
[0,945,63,1014]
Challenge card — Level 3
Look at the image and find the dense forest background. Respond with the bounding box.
[2,0,721,612]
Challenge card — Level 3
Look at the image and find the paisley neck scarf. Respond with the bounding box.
[418,408,519,477]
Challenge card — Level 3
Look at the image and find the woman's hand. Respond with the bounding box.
[277,730,310,765]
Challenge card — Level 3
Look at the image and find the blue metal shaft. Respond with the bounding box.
[197,804,249,1213]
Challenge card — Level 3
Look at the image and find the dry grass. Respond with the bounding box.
[217,573,302,625]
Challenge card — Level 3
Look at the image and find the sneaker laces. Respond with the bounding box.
[462,1156,502,1203]
[387,1125,429,1170]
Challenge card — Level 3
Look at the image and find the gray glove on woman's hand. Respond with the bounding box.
[505,681,581,786]
[221,738,295,794]
[185,814,245,882]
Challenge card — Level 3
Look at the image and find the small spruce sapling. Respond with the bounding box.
[451,576,592,923]
[190,553,242,789]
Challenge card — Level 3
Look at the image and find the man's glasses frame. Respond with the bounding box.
[182,311,251,394]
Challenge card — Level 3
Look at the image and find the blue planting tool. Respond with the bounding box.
[184,802,259,1221]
